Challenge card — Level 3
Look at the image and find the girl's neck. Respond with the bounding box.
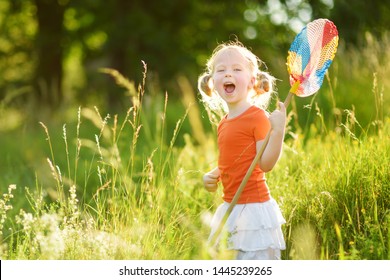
[226,101,252,119]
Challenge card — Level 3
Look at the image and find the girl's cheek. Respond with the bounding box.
[213,77,222,87]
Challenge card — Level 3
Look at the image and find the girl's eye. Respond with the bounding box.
[234,68,242,71]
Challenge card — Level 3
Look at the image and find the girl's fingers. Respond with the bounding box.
[278,101,286,112]
[205,178,218,185]
[203,171,220,192]
[208,173,219,180]
[204,173,220,183]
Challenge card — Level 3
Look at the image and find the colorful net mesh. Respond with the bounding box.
[287,19,339,97]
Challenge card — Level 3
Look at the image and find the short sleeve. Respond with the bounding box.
[253,109,271,141]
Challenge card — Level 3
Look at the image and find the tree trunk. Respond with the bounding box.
[34,0,66,108]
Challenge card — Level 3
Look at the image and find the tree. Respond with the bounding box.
[7,0,389,110]
[329,0,390,45]
[34,0,67,107]
[65,0,252,105]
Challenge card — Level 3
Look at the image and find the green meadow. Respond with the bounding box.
[0,37,389,260]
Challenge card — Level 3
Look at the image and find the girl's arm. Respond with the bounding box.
[257,102,286,172]
[203,166,220,192]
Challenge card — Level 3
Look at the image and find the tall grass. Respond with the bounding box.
[1,81,388,259]
[0,65,217,259]
[1,35,389,260]
[271,119,390,259]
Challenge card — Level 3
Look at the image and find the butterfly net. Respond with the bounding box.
[287,19,339,97]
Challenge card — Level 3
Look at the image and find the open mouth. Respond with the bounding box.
[224,82,235,94]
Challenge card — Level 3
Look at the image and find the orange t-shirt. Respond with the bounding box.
[218,106,271,204]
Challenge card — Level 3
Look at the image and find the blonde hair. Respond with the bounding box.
[198,41,276,112]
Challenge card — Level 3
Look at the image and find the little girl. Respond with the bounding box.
[198,41,286,260]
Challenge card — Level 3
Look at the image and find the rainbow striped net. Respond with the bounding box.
[287,19,339,97]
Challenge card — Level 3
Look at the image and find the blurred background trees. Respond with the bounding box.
[0,0,389,110]
[1,0,389,261]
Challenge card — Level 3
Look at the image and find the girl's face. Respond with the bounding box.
[212,48,255,109]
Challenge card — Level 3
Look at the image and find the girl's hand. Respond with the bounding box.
[203,168,220,192]
[269,101,286,133]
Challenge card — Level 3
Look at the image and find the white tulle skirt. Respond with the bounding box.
[208,198,286,254]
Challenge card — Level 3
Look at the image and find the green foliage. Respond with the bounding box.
[0,65,389,259]
[0,1,36,90]
[270,121,390,259]
[3,0,390,108]
[1,1,390,259]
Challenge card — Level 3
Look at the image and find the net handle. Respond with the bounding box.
[209,81,300,246]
